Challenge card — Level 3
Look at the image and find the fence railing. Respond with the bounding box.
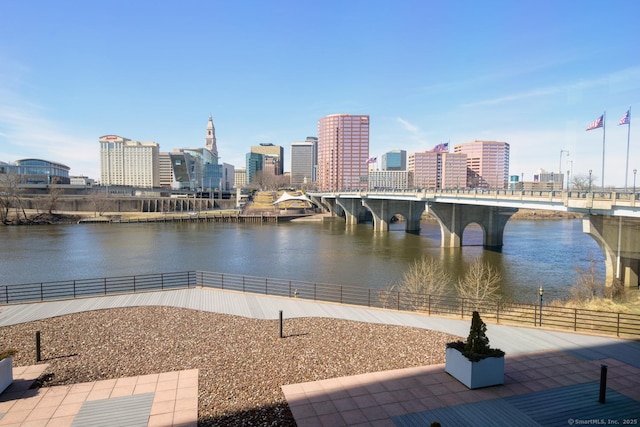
[2,270,639,338]
[0,271,196,304]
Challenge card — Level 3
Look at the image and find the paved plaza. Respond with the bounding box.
[1,288,639,426]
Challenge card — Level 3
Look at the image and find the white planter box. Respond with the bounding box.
[445,347,504,389]
[0,356,13,394]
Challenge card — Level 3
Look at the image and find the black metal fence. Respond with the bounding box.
[0,271,195,304]
[195,271,640,338]
[2,270,639,338]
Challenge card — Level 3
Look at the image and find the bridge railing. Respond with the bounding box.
[2,270,639,338]
[312,188,635,202]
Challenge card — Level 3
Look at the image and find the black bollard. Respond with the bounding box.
[599,364,608,403]
[35,330,41,362]
[279,310,284,339]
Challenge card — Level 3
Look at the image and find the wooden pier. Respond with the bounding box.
[78,211,313,224]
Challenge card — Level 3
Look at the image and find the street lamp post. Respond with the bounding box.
[559,150,569,174]
[539,286,544,326]
[588,169,593,192]
[566,170,570,191]
[634,169,637,194]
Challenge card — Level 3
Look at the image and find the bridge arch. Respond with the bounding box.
[360,198,425,232]
[426,202,518,250]
[460,222,486,246]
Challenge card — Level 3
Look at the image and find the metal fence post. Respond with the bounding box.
[35,330,41,362]
[599,364,608,403]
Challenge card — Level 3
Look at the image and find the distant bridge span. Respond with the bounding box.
[307,189,640,289]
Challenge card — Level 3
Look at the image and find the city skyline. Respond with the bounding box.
[1,1,639,186]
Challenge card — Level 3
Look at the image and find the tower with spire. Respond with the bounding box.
[205,114,218,157]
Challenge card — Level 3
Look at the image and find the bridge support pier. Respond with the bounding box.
[426,202,518,250]
[336,197,366,225]
[361,199,425,232]
[583,215,640,288]
[318,196,343,217]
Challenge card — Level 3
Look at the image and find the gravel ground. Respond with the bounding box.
[1,306,461,426]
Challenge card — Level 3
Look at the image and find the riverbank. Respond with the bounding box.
[2,208,583,226]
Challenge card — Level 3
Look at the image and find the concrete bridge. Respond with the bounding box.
[307,189,640,289]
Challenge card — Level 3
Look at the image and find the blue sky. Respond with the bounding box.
[1,1,639,187]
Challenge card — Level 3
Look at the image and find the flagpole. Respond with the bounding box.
[601,110,606,189]
[624,106,631,190]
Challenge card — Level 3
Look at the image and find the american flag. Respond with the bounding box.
[366,157,377,164]
[586,115,604,131]
[618,110,630,126]
[430,142,449,152]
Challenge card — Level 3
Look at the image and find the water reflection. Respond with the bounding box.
[0,219,604,303]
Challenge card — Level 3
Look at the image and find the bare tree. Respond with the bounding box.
[455,258,502,309]
[394,257,452,311]
[0,174,27,224]
[89,190,110,217]
[44,186,64,215]
[572,173,597,191]
[250,171,291,191]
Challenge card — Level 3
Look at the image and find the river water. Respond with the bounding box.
[0,219,604,304]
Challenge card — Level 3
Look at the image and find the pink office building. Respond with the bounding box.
[317,114,370,191]
[454,140,510,189]
[408,151,467,189]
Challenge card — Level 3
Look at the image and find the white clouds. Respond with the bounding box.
[0,101,99,178]
[396,117,419,133]
[463,77,609,108]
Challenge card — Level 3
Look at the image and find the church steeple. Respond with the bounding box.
[205,114,218,156]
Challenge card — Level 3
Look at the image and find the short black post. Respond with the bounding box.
[599,364,608,403]
[279,310,284,339]
[35,330,41,362]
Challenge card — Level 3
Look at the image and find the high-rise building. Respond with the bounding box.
[245,152,263,184]
[159,152,173,188]
[408,152,467,189]
[99,135,160,187]
[290,137,317,187]
[250,143,284,175]
[454,140,510,189]
[317,114,369,191]
[381,149,406,171]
